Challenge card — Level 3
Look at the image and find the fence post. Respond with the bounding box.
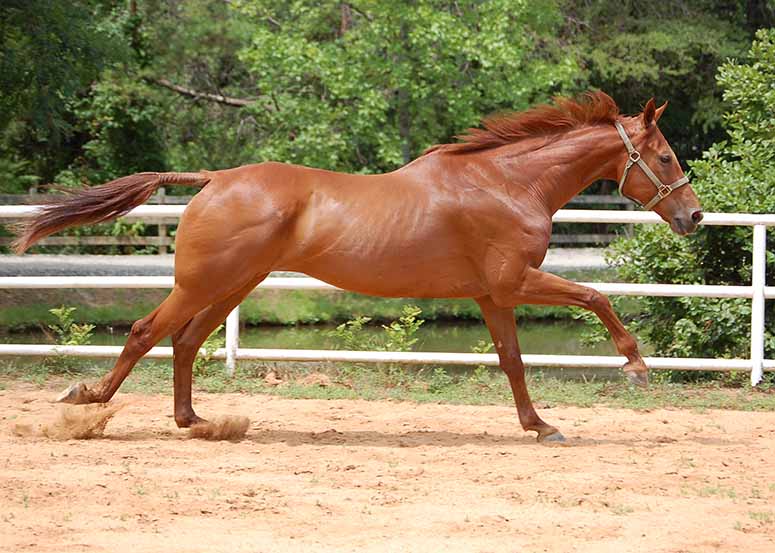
[751,224,766,386]
[225,305,240,377]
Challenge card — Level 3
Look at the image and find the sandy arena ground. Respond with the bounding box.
[1,385,774,552]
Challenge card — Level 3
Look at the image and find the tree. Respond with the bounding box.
[561,0,760,162]
[0,0,125,186]
[231,0,578,172]
[1,0,767,190]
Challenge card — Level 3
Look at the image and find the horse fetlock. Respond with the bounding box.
[620,335,639,357]
[174,411,205,428]
[521,415,564,443]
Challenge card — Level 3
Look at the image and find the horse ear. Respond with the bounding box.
[642,98,657,128]
[655,101,668,122]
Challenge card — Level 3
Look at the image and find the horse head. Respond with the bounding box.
[617,99,703,235]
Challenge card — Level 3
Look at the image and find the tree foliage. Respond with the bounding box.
[232,0,577,171]
[560,0,762,161]
[2,0,770,189]
[0,1,118,138]
[0,0,127,185]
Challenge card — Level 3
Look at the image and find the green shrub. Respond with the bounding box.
[381,305,424,352]
[328,315,378,351]
[193,324,225,377]
[428,367,454,394]
[607,30,775,381]
[44,306,95,373]
[48,306,95,346]
[469,339,495,389]
[327,305,425,386]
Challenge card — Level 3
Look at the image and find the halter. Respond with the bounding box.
[614,121,689,210]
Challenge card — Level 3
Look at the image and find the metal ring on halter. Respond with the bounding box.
[628,151,641,163]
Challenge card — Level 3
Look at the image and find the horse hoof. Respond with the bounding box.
[55,382,91,404]
[625,370,649,388]
[537,430,566,444]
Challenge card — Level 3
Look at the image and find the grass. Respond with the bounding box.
[0,292,580,329]
[748,511,774,524]
[2,357,774,412]
[694,485,738,499]
[609,504,635,516]
[0,268,622,330]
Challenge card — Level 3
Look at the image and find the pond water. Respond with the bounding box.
[243,320,617,355]
[1,319,616,355]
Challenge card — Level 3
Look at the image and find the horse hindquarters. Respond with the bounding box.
[59,168,297,405]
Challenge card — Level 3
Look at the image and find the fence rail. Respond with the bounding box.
[0,206,772,385]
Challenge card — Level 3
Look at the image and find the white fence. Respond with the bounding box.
[1,206,773,385]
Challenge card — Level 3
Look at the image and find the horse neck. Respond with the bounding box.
[488,124,625,214]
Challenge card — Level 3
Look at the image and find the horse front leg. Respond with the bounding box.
[476,295,565,443]
[511,267,648,386]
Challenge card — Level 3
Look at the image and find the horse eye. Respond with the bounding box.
[659,154,671,164]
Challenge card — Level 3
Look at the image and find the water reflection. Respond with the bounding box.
[2,320,616,356]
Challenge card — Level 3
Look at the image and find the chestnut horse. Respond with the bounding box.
[14,92,702,442]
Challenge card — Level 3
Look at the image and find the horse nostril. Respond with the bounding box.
[691,210,704,224]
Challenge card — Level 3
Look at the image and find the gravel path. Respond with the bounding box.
[0,248,606,277]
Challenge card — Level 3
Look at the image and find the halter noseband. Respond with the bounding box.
[614,121,689,210]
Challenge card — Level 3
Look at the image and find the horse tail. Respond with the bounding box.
[12,171,210,254]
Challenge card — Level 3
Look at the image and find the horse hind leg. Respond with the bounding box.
[56,285,212,404]
[171,274,268,428]
[56,191,294,406]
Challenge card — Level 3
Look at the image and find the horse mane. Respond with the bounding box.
[426,91,620,155]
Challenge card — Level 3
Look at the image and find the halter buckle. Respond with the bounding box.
[628,151,641,163]
[657,183,672,198]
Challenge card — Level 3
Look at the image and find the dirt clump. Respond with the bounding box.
[188,415,250,441]
[298,372,332,387]
[13,402,123,440]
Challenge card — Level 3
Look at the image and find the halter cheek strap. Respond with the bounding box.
[614,121,689,210]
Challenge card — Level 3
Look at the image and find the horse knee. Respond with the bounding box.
[128,318,154,352]
[585,288,611,312]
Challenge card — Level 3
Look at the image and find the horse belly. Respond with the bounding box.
[288,242,484,299]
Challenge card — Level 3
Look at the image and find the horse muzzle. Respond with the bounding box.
[670,209,703,236]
